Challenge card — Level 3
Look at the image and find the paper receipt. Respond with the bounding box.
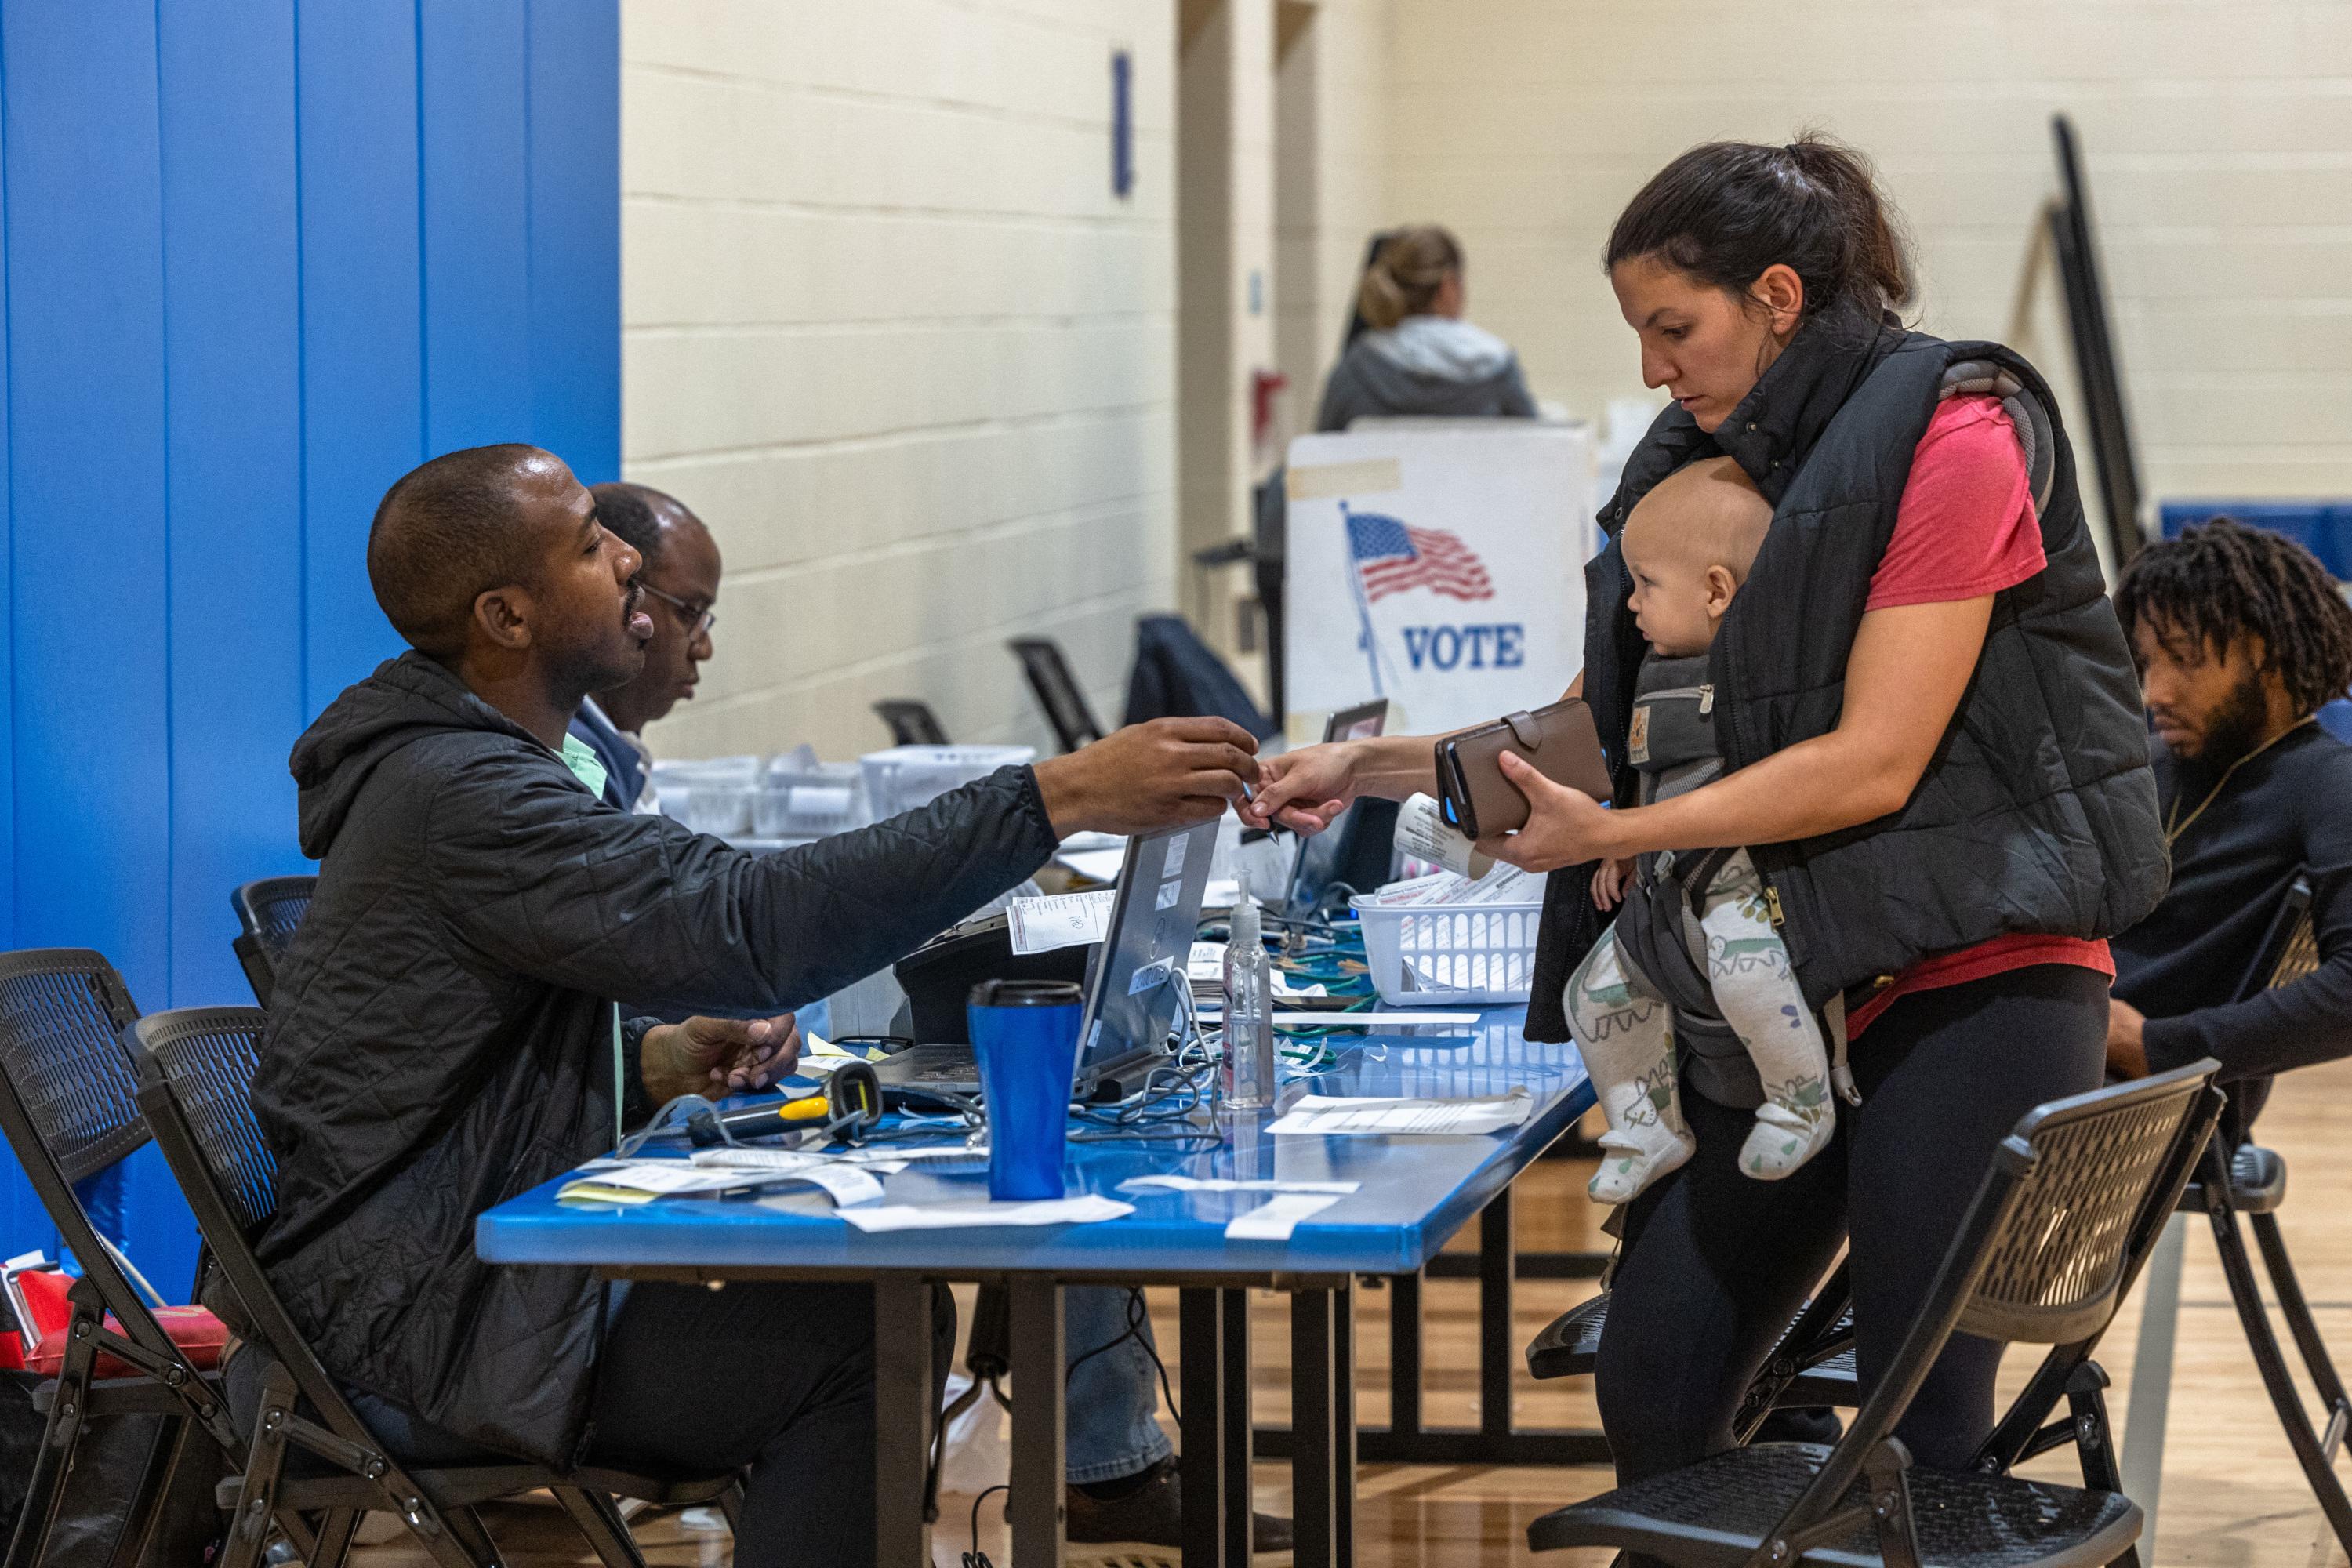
[1396,793,1494,880]
[1007,888,1117,954]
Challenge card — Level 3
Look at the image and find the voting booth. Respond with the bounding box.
[1282,423,1595,735]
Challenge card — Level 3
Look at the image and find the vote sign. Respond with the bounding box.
[1283,423,1592,734]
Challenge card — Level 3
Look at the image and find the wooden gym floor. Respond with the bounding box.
[353,1057,2352,1566]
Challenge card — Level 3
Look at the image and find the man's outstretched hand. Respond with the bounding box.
[1033,717,1262,837]
[641,1013,801,1104]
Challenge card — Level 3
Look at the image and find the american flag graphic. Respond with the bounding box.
[1346,509,1495,604]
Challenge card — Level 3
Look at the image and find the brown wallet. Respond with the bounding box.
[1433,699,1615,840]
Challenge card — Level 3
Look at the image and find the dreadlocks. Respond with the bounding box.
[2114,517,2352,719]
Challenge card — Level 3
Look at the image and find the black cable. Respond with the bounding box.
[961,1483,1009,1568]
[1062,1287,1181,1426]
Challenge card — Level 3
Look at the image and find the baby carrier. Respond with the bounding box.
[1609,653,1859,1112]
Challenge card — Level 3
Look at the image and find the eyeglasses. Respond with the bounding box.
[637,581,717,637]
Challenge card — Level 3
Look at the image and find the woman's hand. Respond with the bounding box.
[1477,752,1624,873]
[1237,742,1354,834]
[1592,856,1637,909]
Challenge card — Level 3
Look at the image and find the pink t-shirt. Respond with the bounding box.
[1864,395,2045,610]
[1845,394,2111,1036]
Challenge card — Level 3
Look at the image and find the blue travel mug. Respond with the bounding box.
[967,979,1085,1201]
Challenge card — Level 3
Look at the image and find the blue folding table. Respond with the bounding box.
[476,1007,1594,1567]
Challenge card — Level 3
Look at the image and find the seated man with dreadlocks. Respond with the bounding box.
[2107,517,2352,1120]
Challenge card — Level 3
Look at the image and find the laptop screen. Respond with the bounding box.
[1286,698,1389,916]
[1078,817,1220,1080]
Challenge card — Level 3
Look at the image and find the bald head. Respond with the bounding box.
[590,481,707,572]
[369,444,565,659]
[1620,456,1773,657]
[1624,456,1772,586]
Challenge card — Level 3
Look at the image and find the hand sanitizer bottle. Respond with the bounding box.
[1222,874,1276,1112]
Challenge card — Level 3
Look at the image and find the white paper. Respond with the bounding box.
[1121,1175,1359,1196]
[1268,1088,1534,1137]
[1272,1010,1482,1027]
[837,1196,1133,1232]
[690,1149,887,1207]
[1056,847,1130,884]
[1226,1192,1345,1240]
[558,1162,774,1204]
[563,1156,887,1207]
[1007,888,1117,954]
[1395,793,1494,880]
[789,784,854,816]
[1187,941,1226,984]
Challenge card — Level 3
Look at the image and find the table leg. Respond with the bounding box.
[1388,1269,1423,1438]
[1181,1287,1251,1568]
[873,1275,933,1567]
[1290,1282,1356,1566]
[1008,1278,1066,1567]
[1480,1187,1513,1439]
[1222,1289,1254,1562]
[1335,1278,1356,1566]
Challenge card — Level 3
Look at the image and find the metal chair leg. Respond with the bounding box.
[306,1509,364,1568]
[550,1487,650,1568]
[4,1316,101,1568]
[101,1413,194,1568]
[2208,1199,2352,1552]
[717,1476,743,1536]
[2250,1210,2352,1452]
[2120,1210,2187,1542]
[435,1505,510,1568]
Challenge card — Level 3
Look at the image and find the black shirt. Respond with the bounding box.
[2117,720,2352,1082]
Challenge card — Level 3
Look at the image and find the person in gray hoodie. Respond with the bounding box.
[1316,224,1537,431]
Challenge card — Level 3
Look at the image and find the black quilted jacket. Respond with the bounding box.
[251,652,1058,1465]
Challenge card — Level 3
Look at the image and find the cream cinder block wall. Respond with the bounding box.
[1381,0,2352,514]
[621,0,1178,761]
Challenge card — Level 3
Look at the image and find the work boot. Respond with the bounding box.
[1065,1456,1294,1563]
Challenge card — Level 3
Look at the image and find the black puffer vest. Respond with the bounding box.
[1527,307,2167,1039]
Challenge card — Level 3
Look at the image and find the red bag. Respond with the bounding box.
[12,1268,227,1380]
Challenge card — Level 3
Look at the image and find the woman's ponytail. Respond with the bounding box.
[1605,133,1915,324]
[1357,224,1465,332]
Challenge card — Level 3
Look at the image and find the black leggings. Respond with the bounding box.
[1594,964,2109,1480]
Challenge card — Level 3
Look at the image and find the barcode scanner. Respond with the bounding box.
[684,1060,885,1149]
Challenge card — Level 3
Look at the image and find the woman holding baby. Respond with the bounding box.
[1242,138,2165,1485]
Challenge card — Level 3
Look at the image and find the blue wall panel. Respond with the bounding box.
[3,2,172,992]
[422,0,533,458]
[528,0,622,484]
[0,0,620,1290]
[296,0,423,713]
[160,0,307,1018]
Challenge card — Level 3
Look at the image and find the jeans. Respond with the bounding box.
[1061,1286,1174,1484]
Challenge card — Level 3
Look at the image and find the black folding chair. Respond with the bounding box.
[1007,637,1105,753]
[132,1007,734,1568]
[0,949,263,1568]
[871,699,950,746]
[1528,1058,2223,1568]
[228,877,315,1008]
[2122,877,2350,1551]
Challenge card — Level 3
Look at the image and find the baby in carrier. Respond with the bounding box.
[1568,456,1839,1203]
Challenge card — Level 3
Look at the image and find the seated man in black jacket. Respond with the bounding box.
[2107,518,2352,1112]
[250,444,1261,1568]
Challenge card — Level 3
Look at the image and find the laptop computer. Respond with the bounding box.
[1284,697,1389,918]
[871,816,1220,1103]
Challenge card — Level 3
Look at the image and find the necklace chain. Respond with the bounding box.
[2163,717,2314,847]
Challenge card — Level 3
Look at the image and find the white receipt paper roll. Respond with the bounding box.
[1396,793,1494,880]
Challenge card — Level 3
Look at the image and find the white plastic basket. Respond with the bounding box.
[859,745,1036,819]
[1350,894,1544,1005]
[754,760,870,839]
